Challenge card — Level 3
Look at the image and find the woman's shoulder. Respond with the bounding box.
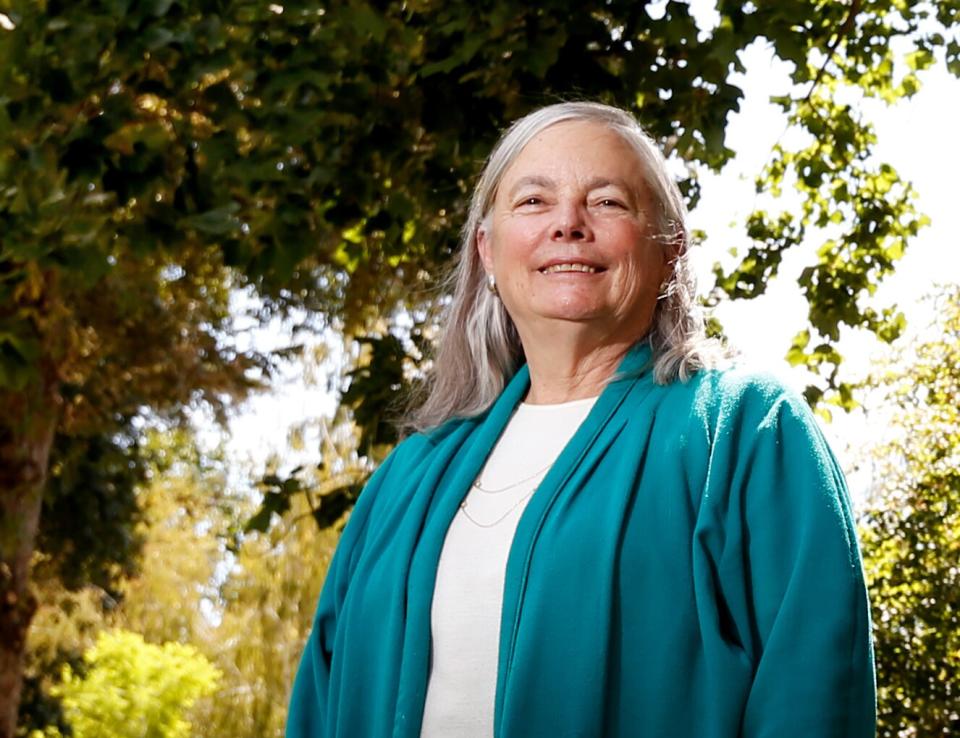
[374,413,477,476]
[696,359,805,404]
[374,429,440,476]
[668,358,819,436]
[396,413,475,453]
[658,360,843,495]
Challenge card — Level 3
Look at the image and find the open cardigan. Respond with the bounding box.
[286,343,876,738]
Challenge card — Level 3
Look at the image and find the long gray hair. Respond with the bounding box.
[406,101,721,432]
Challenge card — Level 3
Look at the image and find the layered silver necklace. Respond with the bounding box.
[459,463,552,528]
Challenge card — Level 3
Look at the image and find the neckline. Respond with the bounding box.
[518,395,600,410]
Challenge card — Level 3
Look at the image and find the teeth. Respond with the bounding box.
[541,263,599,274]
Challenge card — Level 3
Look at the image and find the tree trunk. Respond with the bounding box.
[0,380,60,738]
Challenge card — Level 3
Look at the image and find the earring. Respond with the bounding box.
[486,273,498,295]
[657,277,671,301]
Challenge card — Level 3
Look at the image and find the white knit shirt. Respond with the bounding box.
[419,396,598,737]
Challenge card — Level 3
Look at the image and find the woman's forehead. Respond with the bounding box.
[496,121,647,199]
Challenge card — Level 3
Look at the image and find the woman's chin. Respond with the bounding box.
[519,299,605,323]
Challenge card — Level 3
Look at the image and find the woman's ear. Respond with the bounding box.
[477,225,495,273]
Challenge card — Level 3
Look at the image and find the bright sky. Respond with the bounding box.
[692,42,960,378]
[197,35,960,509]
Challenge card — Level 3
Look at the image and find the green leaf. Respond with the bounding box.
[244,491,291,533]
[144,0,177,18]
[143,26,176,51]
[785,329,810,367]
[181,204,241,236]
[0,326,40,391]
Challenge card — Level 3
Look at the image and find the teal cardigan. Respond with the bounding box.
[286,344,876,737]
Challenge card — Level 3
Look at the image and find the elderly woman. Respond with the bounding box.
[286,102,876,738]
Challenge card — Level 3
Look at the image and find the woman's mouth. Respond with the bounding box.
[539,263,605,274]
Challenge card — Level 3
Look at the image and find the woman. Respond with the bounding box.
[286,102,876,738]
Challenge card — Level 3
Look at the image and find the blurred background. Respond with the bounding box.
[1,1,957,737]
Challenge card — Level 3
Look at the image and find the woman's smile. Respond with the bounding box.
[537,260,606,274]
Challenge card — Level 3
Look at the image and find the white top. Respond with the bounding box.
[419,396,598,737]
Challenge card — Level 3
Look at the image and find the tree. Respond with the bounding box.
[18,580,106,738]
[2,1,959,732]
[17,426,226,736]
[859,285,960,737]
[107,427,340,738]
[0,8,277,727]
[32,629,220,738]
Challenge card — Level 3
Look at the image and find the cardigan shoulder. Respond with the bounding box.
[637,361,830,497]
[680,361,819,440]
[375,412,471,477]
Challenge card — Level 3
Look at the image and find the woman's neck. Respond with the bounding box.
[521,334,637,405]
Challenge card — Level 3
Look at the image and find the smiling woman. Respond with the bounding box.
[285,102,877,738]
[412,102,712,427]
[477,120,673,404]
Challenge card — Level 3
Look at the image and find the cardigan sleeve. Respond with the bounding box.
[285,448,401,738]
[708,382,876,738]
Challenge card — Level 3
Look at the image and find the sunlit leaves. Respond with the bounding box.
[41,630,221,738]
[721,80,931,409]
[4,0,957,410]
[707,0,959,409]
[859,285,960,737]
[713,211,801,299]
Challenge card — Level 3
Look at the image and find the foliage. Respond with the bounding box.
[710,0,954,409]
[31,629,220,738]
[1,0,956,413]
[1,0,959,731]
[33,420,148,596]
[859,285,960,737]
[17,427,219,735]
[198,496,335,738]
[246,391,380,534]
[109,429,228,647]
[20,424,340,738]
[18,582,106,738]
[109,428,338,738]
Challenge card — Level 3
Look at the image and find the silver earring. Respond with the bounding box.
[486,273,498,295]
[657,277,671,301]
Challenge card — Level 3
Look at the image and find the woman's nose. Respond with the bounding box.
[551,202,593,242]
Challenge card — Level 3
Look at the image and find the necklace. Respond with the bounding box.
[471,463,551,494]
[459,488,538,528]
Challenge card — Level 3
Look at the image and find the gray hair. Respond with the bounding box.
[406,101,722,432]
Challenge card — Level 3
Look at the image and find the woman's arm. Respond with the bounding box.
[707,383,876,738]
[285,449,401,737]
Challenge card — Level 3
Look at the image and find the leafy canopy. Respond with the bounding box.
[2,0,957,409]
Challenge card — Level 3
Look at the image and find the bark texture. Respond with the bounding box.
[0,381,60,738]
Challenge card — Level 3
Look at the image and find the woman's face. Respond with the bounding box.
[478,120,672,348]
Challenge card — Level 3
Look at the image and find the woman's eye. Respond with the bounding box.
[519,197,542,206]
[597,198,624,208]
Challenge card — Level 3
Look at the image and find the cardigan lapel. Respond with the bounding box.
[493,342,655,733]
[392,342,655,738]
[392,363,532,737]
